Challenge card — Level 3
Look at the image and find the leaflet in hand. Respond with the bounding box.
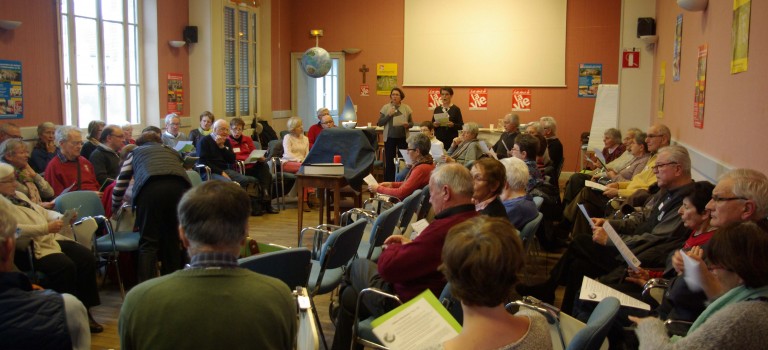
[399,149,413,165]
[579,276,650,310]
[363,174,379,188]
[409,219,430,240]
[393,114,407,126]
[577,203,595,229]
[372,290,461,350]
[245,149,267,163]
[57,207,79,241]
[174,141,194,153]
[433,112,450,124]
[58,182,77,197]
[681,249,704,292]
[593,148,607,168]
[430,144,445,159]
[478,140,497,159]
[603,221,642,271]
[585,180,608,192]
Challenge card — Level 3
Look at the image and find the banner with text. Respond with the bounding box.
[427,88,441,110]
[468,88,488,110]
[511,88,531,111]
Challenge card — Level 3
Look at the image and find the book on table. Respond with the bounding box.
[302,163,344,176]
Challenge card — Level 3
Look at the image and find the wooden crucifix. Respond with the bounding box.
[359,64,369,83]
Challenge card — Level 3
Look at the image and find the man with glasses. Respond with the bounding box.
[161,113,189,148]
[0,122,22,143]
[705,169,768,229]
[43,126,100,196]
[88,125,125,186]
[307,107,333,149]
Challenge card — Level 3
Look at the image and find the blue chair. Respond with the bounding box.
[566,297,619,350]
[439,283,463,325]
[397,190,423,234]
[355,202,404,261]
[416,184,432,220]
[186,169,203,187]
[238,247,312,290]
[519,212,544,248]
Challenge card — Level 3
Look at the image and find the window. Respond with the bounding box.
[291,52,345,128]
[60,0,141,127]
[223,5,258,118]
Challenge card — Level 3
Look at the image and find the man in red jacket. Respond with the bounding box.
[331,163,478,350]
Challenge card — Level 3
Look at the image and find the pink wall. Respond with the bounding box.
[156,0,190,117]
[652,1,768,173]
[0,0,62,126]
[272,0,621,172]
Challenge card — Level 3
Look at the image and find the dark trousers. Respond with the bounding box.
[134,176,190,282]
[562,173,592,207]
[384,137,407,182]
[244,162,273,200]
[15,240,100,308]
[563,187,610,238]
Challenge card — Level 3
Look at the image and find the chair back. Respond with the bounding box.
[267,139,283,159]
[397,190,423,232]
[54,191,104,220]
[317,219,367,271]
[416,184,432,220]
[566,297,619,350]
[439,283,463,325]
[519,212,544,246]
[365,202,404,259]
[533,196,544,210]
[186,170,203,187]
[239,247,312,290]
[279,130,290,139]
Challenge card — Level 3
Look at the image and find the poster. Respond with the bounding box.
[427,88,441,110]
[376,63,398,96]
[658,61,666,118]
[693,45,708,129]
[468,88,488,110]
[360,84,370,97]
[167,73,184,114]
[0,60,23,119]
[673,14,683,81]
[511,88,531,112]
[731,0,751,74]
[578,63,602,98]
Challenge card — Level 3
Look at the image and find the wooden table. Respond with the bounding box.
[296,174,359,240]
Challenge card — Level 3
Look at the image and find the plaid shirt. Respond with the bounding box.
[185,251,239,269]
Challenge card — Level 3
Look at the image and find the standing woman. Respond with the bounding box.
[188,111,215,150]
[432,87,464,151]
[378,87,413,181]
[30,122,58,173]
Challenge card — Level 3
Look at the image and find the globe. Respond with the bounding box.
[301,47,332,78]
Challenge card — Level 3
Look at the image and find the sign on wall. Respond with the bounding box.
[167,73,184,115]
[376,63,398,96]
[578,63,602,98]
[511,88,531,112]
[427,88,441,110]
[468,88,488,110]
[0,60,23,120]
[693,45,708,129]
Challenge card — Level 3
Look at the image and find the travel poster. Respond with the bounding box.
[693,45,707,129]
[578,63,602,98]
[0,59,23,120]
[731,0,751,74]
[167,73,184,114]
[376,63,398,96]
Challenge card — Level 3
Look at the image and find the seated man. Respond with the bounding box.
[518,145,694,315]
[307,107,334,149]
[88,124,125,186]
[228,117,277,214]
[0,197,90,350]
[44,126,100,195]
[331,163,478,350]
[160,113,189,148]
[510,133,543,193]
[492,113,520,160]
[499,157,538,230]
[119,181,296,349]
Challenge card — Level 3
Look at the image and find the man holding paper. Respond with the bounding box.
[491,113,520,160]
[378,87,413,181]
[518,145,694,314]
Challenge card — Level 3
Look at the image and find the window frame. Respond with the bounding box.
[223,4,259,119]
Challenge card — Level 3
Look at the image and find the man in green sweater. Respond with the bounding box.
[119,181,296,350]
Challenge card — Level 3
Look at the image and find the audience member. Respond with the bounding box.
[470,158,507,218]
[0,122,22,143]
[445,122,483,166]
[307,107,331,149]
[511,133,543,193]
[281,116,309,173]
[228,117,277,214]
[499,157,539,230]
[44,126,100,195]
[79,120,105,158]
[30,122,58,173]
[492,113,520,159]
[252,117,278,150]
[119,181,296,349]
[160,113,188,148]
[0,139,54,207]
[370,133,435,201]
[189,111,214,150]
[378,87,413,181]
[332,163,478,350]
[539,116,563,184]
[395,121,442,181]
[89,124,125,186]
[0,197,90,350]
[121,123,136,145]
[432,86,464,150]
[438,217,552,350]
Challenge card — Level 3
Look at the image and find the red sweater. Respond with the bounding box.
[307,123,323,149]
[378,204,478,302]
[377,162,435,201]
[44,155,100,195]
[228,135,260,169]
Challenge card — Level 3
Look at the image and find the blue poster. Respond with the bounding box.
[0,59,23,119]
[578,63,602,98]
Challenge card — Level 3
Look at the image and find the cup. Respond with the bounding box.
[490,124,494,132]
[333,155,342,163]
[367,122,372,128]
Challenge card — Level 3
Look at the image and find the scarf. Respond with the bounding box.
[683,284,768,337]
[403,154,434,181]
[4,193,33,209]
[199,127,212,136]
[15,167,42,204]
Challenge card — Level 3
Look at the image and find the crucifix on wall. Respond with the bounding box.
[359,64,369,83]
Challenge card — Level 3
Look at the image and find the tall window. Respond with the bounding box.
[224,5,258,118]
[60,0,141,127]
[315,59,339,116]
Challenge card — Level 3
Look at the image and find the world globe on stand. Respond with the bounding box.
[301,47,332,78]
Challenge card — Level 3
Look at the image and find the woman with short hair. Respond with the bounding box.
[80,120,105,158]
[432,86,464,150]
[30,122,58,173]
[470,158,507,218]
[445,122,483,166]
[0,139,54,207]
[281,116,309,174]
[189,111,215,150]
[370,133,434,201]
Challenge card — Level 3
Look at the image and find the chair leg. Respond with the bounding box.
[113,253,126,299]
[309,295,329,350]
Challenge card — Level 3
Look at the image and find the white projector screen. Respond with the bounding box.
[403,0,567,87]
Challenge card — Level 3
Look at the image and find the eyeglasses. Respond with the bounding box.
[646,134,664,139]
[651,162,678,171]
[66,140,84,146]
[472,176,487,182]
[231,127,243,132]
[711,195,748,203]
[321,121,334,125]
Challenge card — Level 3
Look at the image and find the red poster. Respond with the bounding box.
[693,44,708,129]
[167,73,184,114]
[360,84,370,97]
[511,88,532,111]
[468,88,488,110]
[427,88,441,110]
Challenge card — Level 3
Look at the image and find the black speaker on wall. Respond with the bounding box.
[637,18,656,37]
[183,26,198,44]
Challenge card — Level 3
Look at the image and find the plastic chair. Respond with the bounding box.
[533,196,544,210]
[396,189,423,234]
[415,184,432,220]
[267,139,295,210]
[354,202,404,261]
[566,297,619,350]
[186,169,203,187]
[519,212,544,248]
[238,247,312,290]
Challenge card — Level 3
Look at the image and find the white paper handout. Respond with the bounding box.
[681,249,704,292]
[409,219,430,240]
[593,148,607,168]
[398,149,413,165]
[478,140,497,159]
[603,221,642,271]
[245,149,267,163]
[56,208,79,241]
[174,141,194,153]
[580,276,650,310]
[577,203,596,229]
[585,180,608,192]
[363,174,379,188]
[429,144,445,159]
[393,114,407,126]
[371,290,461,350]
[433,112,450,124]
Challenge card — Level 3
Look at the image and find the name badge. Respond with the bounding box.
[233,147,241,153]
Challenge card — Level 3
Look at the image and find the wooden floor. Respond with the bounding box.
[90,195,565,349]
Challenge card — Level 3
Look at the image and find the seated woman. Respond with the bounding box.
[281,116,309,174]
[631,221,768,349]
[29,122,58,174]
[470,158,507,218]
[80,120,105,158]
[499,157,539,230]
[369,133,434,201]
[0,163,102,332]
[439,216,552,350]
[0,139,54,208]
[445,122,484,167]
[228,117,277,214]
[188,111,214,151]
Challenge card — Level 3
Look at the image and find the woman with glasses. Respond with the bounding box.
[470,158,508,218]
[370,133,434,201]
[0,139,54,208]
[445,122,484,167]
[378,87,413,181]
[431,87,464,150]
[307,107,331,149]
[228,117,277,215]
[29,122,58,174]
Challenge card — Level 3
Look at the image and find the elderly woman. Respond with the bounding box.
[281,116,309,174]
[0,163,103,332]
[378,87,413,181]
[30,122,58,173]
[228,117,277,214]
[599,132,651,183]
[188,111,214,150]
[0,139,54,208]
[80,120,105,158]
[471,158,507,218]
[122,123,136,145]
[432,87,464,150]
[500,157,539,230]
[370,133,434,201]
[540,116,563,185]
[438,216,552,350]
[445,122,483,166]
[630,221,768,349]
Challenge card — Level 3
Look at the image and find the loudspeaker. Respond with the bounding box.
[637,18,656,37]
[183,26,198,44]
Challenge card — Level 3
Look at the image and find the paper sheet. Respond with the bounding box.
[593,148,607,167]
[371,290,461,350]
[577,203,596,229]
[681,249,704,292]
[580,277,650,310]
[603,221,642,271]
[585,180,608,192]
[478,140,497,159]
[174,141,194,153]
[433,112,450,124]
[399,149,413,165]
[58,182,76,197]
[393,114,407,126]
[430,144,445,159]
[363,174,379,187]
[409,219,429,240]
[245,149,267,163]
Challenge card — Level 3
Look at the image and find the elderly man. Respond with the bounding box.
[519,145,695,314]
[43,126,100,195]
[160,113,188,148]
[0,197,90,350]
[500,157,538,230]
[88,124,125,186]
[119,181,296,349]
[331,163,479,350]
[0,122,22,143]
[492,113,520,159]
[307,107,333,149]
[511,133,544,193]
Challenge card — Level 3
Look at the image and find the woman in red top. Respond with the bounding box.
[369,133,434,201]
[228,117,277,214]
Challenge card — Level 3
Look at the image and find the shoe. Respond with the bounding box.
[88,314,104,334]
[516,282,556,304]
[263,203,279,214]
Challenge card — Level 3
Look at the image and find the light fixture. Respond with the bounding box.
[640,35,658,44]
[678,0,708,11]
[168,40,186,48]
[342,48,361,55]
[309,29,323,37]
[0,20,21,30]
